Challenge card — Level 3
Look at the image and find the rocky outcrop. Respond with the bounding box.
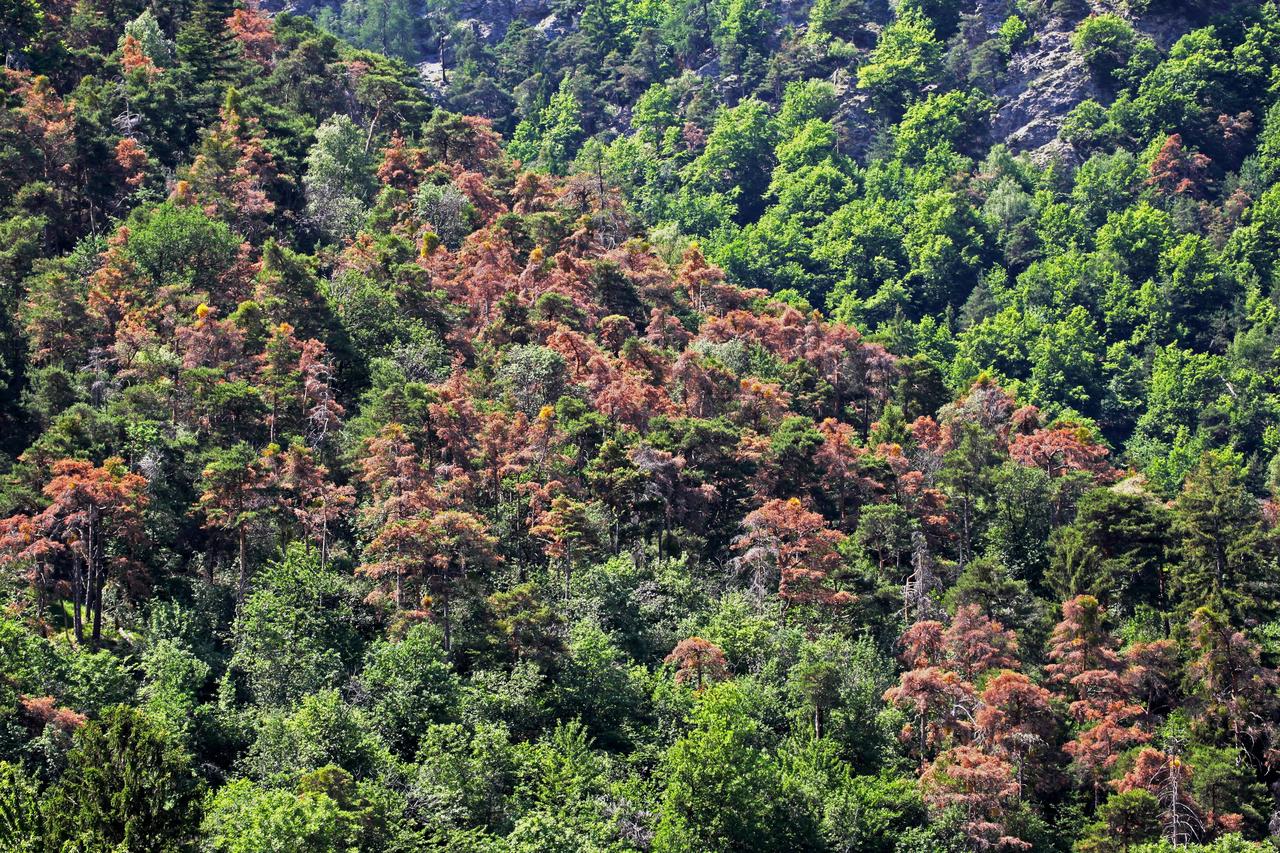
[992,25,1103,158]
[275,0,1212,164]
[990,1,1210,161]
[450,0,552,41]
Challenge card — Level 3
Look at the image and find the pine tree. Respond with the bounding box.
[44,707,201,851]
[1172,451,1275,626]
[175,0,239,125]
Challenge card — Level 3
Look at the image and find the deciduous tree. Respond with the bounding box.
[733,497,852,610]
[665,637,729,692]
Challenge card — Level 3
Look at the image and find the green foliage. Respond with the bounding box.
[497,344,569,415]
[123,10,174,66]
[123,201,243,293]
[245,689,392,782]
[1048,486,1169,614]
[304,114,378,240]
[507,720,616,851]
[141,639,212,744]
[508,77,585,174]
[203,775,359,853]
[857,10,944,113]
[332,0,425,61]
[652,682,818,852]
[6,3,1280,851]
[356,622,460,758]
[415,181,474,247]
[58,646,137,715]
[412,720,519,834]
[44,706,202,852]
[1072,14,1138,78]
[230,546,362,709]
[1171,450,1275,625]
[821,773,926,853]
[680,97,779,228]
[998,16,1030,53]
[0,761,41,852]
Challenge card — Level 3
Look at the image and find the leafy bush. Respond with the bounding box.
[1071,13,1137,76]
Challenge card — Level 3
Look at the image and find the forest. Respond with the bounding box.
[2,0,1280,850]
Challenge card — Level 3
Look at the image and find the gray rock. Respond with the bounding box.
[988,1,1204,160]
[452,0,554,41]
[992,26,1103,155]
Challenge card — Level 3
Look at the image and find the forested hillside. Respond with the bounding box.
[3,0,1280,850]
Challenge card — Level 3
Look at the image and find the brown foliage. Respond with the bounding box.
[734,497,852,609]
[665,637,730,691]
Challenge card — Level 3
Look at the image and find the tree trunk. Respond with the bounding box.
[441,582,451,652]
[84,556,97,648]
[320,517,329,569]
[34,567,47,620]
[439,32,447,86]
[364,108,382,154]
[90,563,104,648]
[88,512,102,646]
[71,555,83,644]
[237,522,249,604]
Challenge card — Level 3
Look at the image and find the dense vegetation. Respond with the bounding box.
[3,0,1280,850]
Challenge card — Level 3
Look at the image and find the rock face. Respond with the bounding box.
[449,0,553,41]
[990,2,1207,161]
[992,25,1103,158]
[269,0,1213,162]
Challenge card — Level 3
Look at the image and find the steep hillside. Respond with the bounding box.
[276,0,1231,160]
[3,2,1280,852]
[994,1,1227,159]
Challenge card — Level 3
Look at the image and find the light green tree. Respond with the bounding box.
[857,10,943,113]
[304,114,378,240]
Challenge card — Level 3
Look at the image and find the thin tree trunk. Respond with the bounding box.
[90,563,103,648]
[237,522,249,603]
[364,108,382,154]
[442,582,451,652]
[320,517,329,569]
[84,557,97,648]
[87,517,102,647]
[71,555,83,644]
[439,33,447,85]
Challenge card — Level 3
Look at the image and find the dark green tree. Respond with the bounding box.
[44,706,202,852]
[1171,451,1275,625]
[175,0,241,126]
[1048,486,1171,618]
